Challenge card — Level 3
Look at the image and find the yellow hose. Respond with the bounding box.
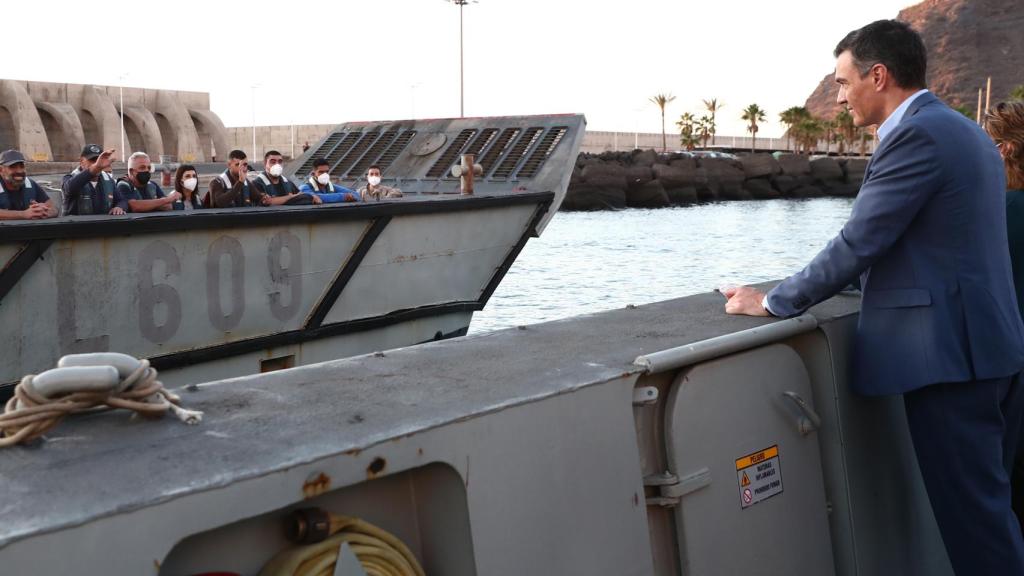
[259,515,426,576]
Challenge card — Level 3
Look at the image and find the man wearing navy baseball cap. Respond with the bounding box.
[0,149,55,220]
[61,144,123,215]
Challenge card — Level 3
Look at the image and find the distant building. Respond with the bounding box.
[0,79,230,162]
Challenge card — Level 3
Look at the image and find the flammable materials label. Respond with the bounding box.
[735,444,783,509]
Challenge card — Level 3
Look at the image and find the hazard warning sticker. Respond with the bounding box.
[735,445,783,509]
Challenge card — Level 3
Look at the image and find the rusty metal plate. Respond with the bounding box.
[411,133,447,156]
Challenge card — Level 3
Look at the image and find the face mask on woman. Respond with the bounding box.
[182,177,198,191]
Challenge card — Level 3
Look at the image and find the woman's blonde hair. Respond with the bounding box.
[986,101,1024,190]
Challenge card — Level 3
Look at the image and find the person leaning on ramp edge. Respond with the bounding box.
[723,19,1024,574]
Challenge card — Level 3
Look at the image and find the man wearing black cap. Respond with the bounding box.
[61,144,124,216]
[0,149,55,220]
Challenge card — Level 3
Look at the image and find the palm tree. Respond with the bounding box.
[794,117,825,154]
[779,106,810,152]
[650,93,676,152]
[676,113,699,151]
[741,104,767,153]
[702,98,724,145]
[696,115,714,149]
[833,109,858,156]
[859,130,874,156]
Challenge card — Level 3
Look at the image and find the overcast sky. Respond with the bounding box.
[11,0,915,138]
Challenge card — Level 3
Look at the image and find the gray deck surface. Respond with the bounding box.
[0,286,860,547]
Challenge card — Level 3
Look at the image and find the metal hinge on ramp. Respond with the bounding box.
[644,468,711,508]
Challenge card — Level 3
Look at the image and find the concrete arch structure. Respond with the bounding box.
[156,94,202,162]
[0,80,231,164]
[189,109,230,163]
[82,86,129,159]
[35,102,85,162]
[0,80,52,161]
[121,106,164,158]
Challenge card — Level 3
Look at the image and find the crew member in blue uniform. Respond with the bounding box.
[113,152,179,213]
[62,144,123,215]
[0,149,56,220]
[253,150,320,205]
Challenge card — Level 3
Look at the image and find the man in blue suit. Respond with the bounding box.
[725,20,1024,573]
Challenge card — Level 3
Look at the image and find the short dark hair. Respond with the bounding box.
[264,150,282,160]
[834,20,927,90]
[367,164,381,173]
[313,158,330,169]
[228,149,247,161]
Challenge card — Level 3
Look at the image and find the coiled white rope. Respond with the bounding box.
[0,353,202,447]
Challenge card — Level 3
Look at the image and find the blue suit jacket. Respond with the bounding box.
[767,92,1024,395]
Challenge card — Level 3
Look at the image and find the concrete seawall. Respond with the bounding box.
[563,149,867,210]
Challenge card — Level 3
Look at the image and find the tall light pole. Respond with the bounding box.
[250,84,260,159]
[118,73,128,162]
[447,0,477,117]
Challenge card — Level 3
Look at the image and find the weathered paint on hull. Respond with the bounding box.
[0,195,550,389]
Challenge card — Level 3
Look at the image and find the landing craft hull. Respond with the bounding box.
[0,114,584,392]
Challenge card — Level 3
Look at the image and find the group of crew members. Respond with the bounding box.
[0,144,403,220]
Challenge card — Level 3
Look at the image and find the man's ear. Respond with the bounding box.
[872,63,888,92]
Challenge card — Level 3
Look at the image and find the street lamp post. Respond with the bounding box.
[447,0,477,118]
[118,73,128,162]
[250,85,259,159]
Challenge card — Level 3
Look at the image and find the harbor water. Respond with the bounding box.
[472,197,856,333]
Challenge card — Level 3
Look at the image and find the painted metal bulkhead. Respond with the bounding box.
[0,288,954,574]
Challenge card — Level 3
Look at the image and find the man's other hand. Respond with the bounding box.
[723,285,769,316]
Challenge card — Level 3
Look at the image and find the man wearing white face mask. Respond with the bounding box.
[253,150,321,206]
[358,165,403,201]
[298,158,360,203]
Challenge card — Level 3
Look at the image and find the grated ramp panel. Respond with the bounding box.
[477,128,520,175]
[515,127,568,179]
[491,127,544,179]
[425,129,477,179]
[331,132,380,177]
[375,130,417,173]
[347,131,400,178]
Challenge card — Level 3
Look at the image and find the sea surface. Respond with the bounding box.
[470,198,856,334]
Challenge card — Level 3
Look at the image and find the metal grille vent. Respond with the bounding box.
[478,128,520,175]
[297,132,344,175]
[442,128,499,179]
[515,126,568,179]
[425,129,477,178]
[347,131,399,178]
[375,130,417,173]
[491,127,544,179]
[316,132,362,176]
[331,132,380,177]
